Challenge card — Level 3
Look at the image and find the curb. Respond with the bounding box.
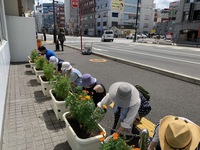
[64,44,200,85]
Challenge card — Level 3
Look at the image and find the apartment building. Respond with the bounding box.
[175,0,200,42]
[35,2,65,34]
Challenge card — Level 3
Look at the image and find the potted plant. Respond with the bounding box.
[29,49,40,73]
[49,74,71,121]
[33,56,47,83]
[39,63,56,97]
[62,87,107,150]
[100,133,140,150]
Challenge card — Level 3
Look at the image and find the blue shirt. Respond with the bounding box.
[45,49,56,60]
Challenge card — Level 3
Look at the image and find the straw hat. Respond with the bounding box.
[108,82,140,108]
[159,115,200,150]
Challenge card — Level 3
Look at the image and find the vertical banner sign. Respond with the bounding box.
[112,0,124,11]
[71,0,79,8]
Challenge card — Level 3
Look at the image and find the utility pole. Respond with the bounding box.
[133,0,140,42]
[53,0,57,43]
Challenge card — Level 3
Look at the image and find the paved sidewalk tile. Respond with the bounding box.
[2,63,71,150]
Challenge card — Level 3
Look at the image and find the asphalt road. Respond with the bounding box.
[62,36,200,80]
[43,42,200,133]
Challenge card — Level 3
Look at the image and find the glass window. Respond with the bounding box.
[183,11,189,21]
[112,12,118,17]
[103,22,107,26]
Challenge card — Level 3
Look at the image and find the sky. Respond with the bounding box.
[154,0,177,9]
[36,0,176,9]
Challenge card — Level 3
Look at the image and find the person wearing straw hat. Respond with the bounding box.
[61,62,82,90]
[148,115,200,150]
[49,56,64,72]
[81,73,106,107]
[97,82,141,134]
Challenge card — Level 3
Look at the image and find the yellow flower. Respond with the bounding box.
[85,95,90,100]
[100,137,105,142]
[79,95,82,98]
[100,131,106,135]
[103,105,107,109]
[113,133,119,141]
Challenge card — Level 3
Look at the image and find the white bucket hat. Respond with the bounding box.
[108,82,140,108]
[49,56,58,65]
[61,62,72,72]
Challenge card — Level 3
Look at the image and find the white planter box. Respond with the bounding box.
[49,89,69,121]
[63,112,106,150]
[39,75,55,97]
[29,60,36,74]
[33,66,44,83]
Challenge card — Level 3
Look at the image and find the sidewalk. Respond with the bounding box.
[2,45,116,150]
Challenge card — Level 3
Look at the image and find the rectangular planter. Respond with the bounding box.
[63,112,106,150]
[33,66,44,84]
[29,60,36,74]
[49,89,69,121]
[39,75,55,97]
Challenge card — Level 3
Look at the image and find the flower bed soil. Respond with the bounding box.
[66,114,101,139]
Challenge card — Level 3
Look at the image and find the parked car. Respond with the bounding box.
[101,30,114,42]
[141,34,147,38]
[126,33,134,39]
[126,34,142,39]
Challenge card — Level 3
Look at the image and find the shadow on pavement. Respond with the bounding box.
[25,64,31,68]
[24,70,34,75]
[28,79,39,86]
[42,109,66,131]
[34,91,51,103]
[54,140,72,150]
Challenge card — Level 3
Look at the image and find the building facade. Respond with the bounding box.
[175,0,200,42]
[35,2,65,34]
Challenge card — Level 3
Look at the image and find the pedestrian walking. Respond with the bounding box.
[42,27,46,41]
[81,73,106,107]
[58,28,66,51]
[148,115,200,150]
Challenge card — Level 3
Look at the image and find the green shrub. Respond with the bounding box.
[66,87,106,133]
[30,49,40,63]
[35,56,47,70]
[53,74,71,101]
[43,63,55,81]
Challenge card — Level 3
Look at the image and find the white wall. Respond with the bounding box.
[0,41,10,143]
[6,16,37,62]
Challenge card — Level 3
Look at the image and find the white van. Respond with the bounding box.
[101,30,114,42]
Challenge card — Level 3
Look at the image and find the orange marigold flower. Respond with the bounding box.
[79,95,82,98]
[81,97,86,100]
[100,131,105,135]
[113,133,118,140]
[85,95,90,100]
[100,137,105,142]
[103,105,107,109]
[83,90,87,93]
[133,148,140,150]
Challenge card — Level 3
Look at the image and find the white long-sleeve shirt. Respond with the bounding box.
[97,93,141,129]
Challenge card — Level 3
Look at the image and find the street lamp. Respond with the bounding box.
[133,0,140,42]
